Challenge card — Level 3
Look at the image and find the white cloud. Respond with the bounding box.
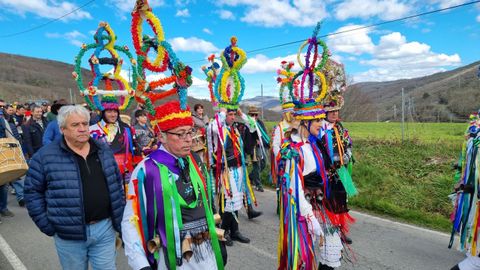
[45,30,86,47]
[428,0,468,9]
[106,0,164,14]
[0,0,91,20]
[352,32,461,82]
[477,14,480,22]
[243,54,301,74]
[217,9,235,20]
[217,0,327,27]
[334,0,411,21]
[168,37,219,54]
[327,25,375,55]
[203,28,213,35]
[176,8,190,17]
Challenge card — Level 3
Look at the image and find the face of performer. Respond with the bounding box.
[160,125,194,157]
[327,110,339,123]
[104,109,118,124]
[308,119,322,137]
[61,113,90,146]
[226,111,236,126]
[6,106,14,116]
[196,106,204,117]
[137,114,148,125]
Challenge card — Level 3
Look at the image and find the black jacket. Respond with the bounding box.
[22,118,48,158]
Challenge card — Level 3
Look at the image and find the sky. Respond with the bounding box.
[0,0,478,100]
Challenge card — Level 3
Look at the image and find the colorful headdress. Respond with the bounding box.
[150,100,193,133]
[277,61,297,112]
[101,95,119,110]
[321,59,347,112]
[214,37,247,110]
[202,54,220,108]
[131,0,192,114]
[289,23,329,120]
[73,22,137,111]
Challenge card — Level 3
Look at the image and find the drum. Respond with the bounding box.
[191,129,206,152]
[0,138,28,185]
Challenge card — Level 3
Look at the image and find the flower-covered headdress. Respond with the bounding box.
[277,61,297,113]
[214,37,247,110]
[202,54,221,109]
[321,58,347,112]
[131,0,192,114]
[289,23,329,120]
[73,22,137,111]
[150,100,193,133]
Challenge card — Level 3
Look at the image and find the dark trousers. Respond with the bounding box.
[221,211,239,235]
[249,151,266,187]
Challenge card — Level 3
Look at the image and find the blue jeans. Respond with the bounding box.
[0,184,7,212]
[11,176,24,202]
[54,218,117,270]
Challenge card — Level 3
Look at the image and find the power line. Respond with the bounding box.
[0,0,95,38]
[186,0,480,64]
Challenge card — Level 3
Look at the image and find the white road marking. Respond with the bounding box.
[236,242,276,260]
[0,233,27,270]
[264,188,450,238]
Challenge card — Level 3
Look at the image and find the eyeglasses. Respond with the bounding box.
[249,114,258,117]
[166,130,194,140]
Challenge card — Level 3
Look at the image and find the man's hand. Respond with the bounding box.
[237,108,243,116]
[219,107,227,114]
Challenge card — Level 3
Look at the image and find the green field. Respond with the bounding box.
[262,121,467,232]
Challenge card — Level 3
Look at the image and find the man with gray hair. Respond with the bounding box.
[24,105,125,270]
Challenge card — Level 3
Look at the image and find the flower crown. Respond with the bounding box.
[73,22,137,111]
[214,37,247,110]
[277,61,297,112]
[131,0,192,114]
[321,59,347,112]
[289,23,329,120]
[202,54,221,108]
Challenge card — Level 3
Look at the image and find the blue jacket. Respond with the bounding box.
[42,119,62,146]
[0,117,20,140]
[25,137,125,240]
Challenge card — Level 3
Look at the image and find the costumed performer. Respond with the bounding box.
[122,100,225,270]
[206,37,262,247]
[449,110,480,270]
[276,23,346,270]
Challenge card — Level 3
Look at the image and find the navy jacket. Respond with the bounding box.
[25,137,125,240]
[0,117,20,140]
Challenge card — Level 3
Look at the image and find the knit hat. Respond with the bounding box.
[150,100,193,133]
[101,95,119,111]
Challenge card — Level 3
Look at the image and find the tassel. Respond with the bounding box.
[337,166,358,197]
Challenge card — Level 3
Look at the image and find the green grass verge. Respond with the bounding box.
[259,121,466,232]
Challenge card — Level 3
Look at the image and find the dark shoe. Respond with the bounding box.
[0,210,14,217]
[225,231,233,246]
[247,206,263,220]
[231,231,250,244]
[344,236,352,245]
[18,199,25,207]
[450,264,460,270]
[256,186,264,192]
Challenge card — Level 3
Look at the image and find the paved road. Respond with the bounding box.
[0,188,465,270]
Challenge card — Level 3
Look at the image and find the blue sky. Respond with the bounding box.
[0,0,478,100]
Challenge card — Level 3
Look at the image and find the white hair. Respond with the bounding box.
[57,105,90,128]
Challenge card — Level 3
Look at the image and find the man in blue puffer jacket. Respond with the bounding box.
[24,105,125,270]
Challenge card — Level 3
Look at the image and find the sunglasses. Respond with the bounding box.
[249,114,258,117]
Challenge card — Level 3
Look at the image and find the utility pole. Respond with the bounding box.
[393,104,397,120]
[261,84,264,120]
[401,88,405,143]
[69,88,73,104]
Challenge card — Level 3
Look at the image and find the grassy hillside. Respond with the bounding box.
[345,122,465,231]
